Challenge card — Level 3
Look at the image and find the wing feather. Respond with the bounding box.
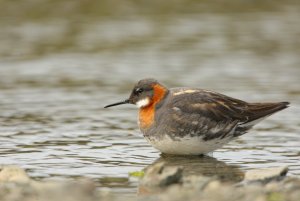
[164,90,249,140]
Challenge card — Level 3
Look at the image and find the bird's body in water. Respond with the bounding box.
[104,79,289,155]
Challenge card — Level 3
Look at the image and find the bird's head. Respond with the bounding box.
[104,78,168,109]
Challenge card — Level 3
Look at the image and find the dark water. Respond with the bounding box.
[0,0,300,195]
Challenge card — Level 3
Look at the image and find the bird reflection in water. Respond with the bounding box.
[138,154,244,195]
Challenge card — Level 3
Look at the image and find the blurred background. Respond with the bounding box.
[0,0,299,196]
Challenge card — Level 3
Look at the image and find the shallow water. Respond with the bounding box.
[0,1,300,196]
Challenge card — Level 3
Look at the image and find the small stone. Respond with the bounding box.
[204,180,222,191]
[0,165,30,183]
[265,182,281,191]
[244,167,288,182]
[254,195,267,201]
[182,175,215,190]
[140,162,183,188]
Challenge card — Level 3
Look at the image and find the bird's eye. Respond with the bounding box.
[135,88,143,94]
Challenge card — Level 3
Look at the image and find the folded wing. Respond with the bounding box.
[164,89,289,140]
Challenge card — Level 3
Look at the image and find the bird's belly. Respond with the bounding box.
[145,135,231,155]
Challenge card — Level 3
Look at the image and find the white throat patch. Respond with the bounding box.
[136,98,150,108]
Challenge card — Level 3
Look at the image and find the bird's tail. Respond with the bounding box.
[240,101,289,128]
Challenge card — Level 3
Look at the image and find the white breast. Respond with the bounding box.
[145,135,232,155]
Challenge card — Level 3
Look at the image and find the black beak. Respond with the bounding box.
[104,99,130,108]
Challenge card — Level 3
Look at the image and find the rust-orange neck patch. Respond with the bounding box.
[139,84,167,129]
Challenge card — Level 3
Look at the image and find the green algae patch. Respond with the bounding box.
[267,192,284,201]
[129,170,145,178]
